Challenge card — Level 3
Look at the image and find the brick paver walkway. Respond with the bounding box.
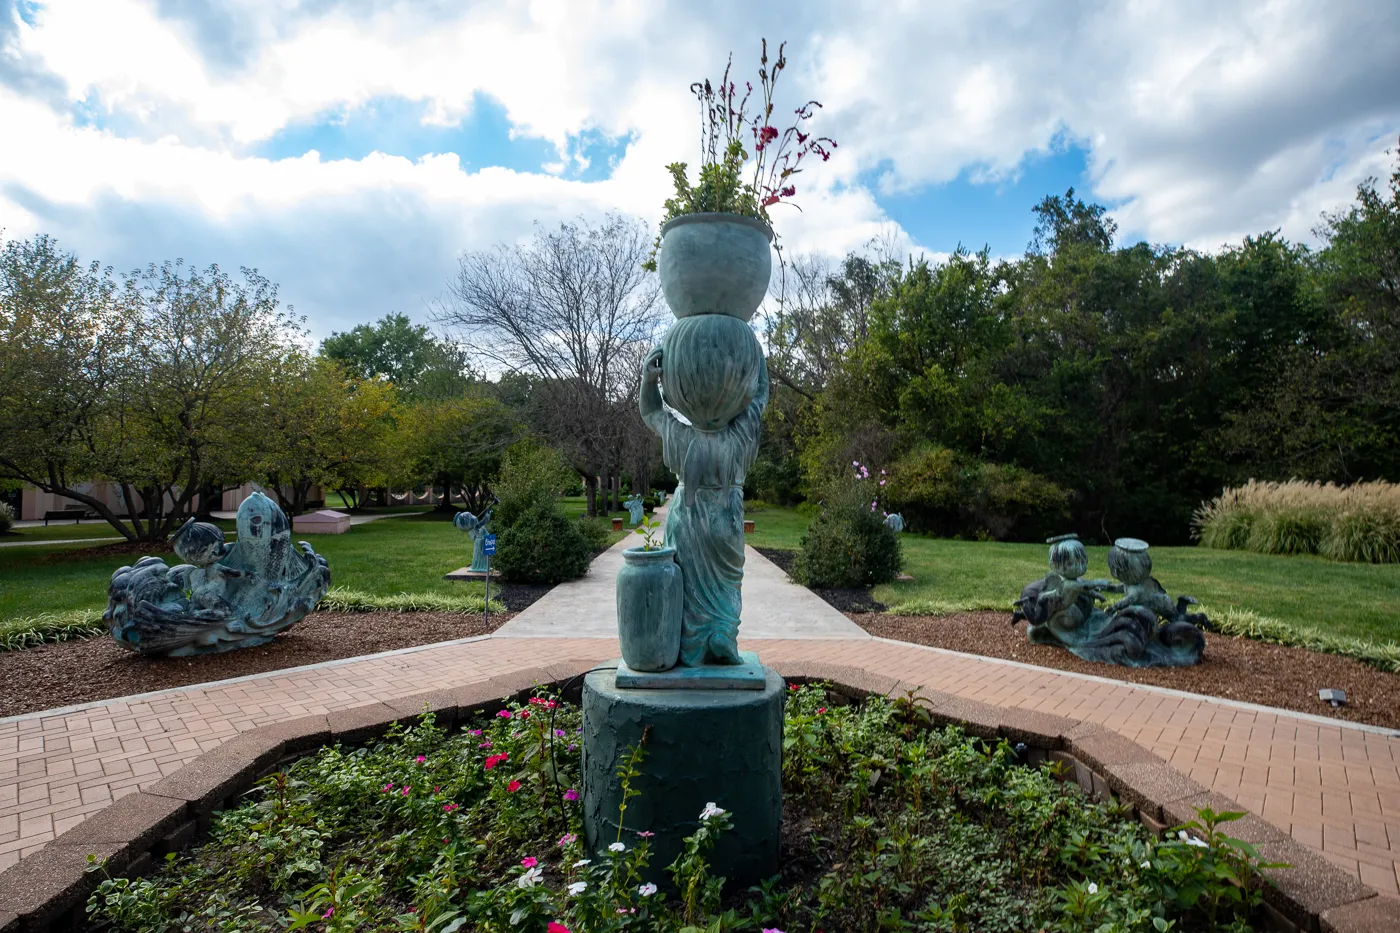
[4,635,1399,896]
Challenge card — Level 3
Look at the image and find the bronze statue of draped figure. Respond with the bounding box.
[639,339,769,666]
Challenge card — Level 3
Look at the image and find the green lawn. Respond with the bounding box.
[744,505,1400,648]
[0,504,635,625]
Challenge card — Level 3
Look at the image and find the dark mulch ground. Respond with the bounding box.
[753,546,1400,730]
[856,611,1400,731]
[0,609,516,718]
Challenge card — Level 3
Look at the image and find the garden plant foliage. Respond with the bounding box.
[1195,479,1400,564]
[493,443,593,585]
[793,462,903,587]
[87,686,1277,933]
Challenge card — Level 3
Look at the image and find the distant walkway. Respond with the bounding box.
[1,511,420,548]
[2,536,1398,898]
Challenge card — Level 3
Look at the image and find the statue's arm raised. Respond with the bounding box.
[639,345,669,431]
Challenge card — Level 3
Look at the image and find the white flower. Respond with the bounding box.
[638,882,658,897]
[1178,830,1189,840]
[568,881,587,895]
[573,858,592,867]
[608,842,626,853]
[1087,882,1099,895]
[1141,860,1151,870]
[699,802,726,821]
[1184,836,1209,848]
[516,867,542,889]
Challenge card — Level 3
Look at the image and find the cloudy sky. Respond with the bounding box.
[2,0,1398,341]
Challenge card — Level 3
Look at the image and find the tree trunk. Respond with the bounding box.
[584,474,598,517]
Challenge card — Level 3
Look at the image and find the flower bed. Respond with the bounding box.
[83,687,1280,933]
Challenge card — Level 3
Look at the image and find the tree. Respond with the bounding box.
[0,237,300,541]
[399,394,521,513]
[253,355,402,515]
[321,312,475,400]
[434,213,664,514]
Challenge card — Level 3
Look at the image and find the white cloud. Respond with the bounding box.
[1,0,1396,338]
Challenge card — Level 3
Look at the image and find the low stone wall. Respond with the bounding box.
[1,657,1393,933]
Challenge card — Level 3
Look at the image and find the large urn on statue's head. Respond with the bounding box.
[657,212,773,322]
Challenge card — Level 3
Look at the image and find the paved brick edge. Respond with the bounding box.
[2,657,1395,933]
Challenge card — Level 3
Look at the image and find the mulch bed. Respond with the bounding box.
[0,609,516,718]
[754,547,1400,730]
[857,613,1400,730]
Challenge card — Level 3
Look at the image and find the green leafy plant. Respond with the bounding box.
[632,512,664,551]
[793,460,903,587]
[642,39,837,271]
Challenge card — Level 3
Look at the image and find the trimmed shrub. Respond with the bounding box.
[493,441,576,527]
[575,515,612,553]
[0,502,12,535]
[793,469,902,588]
[496,500,591,584]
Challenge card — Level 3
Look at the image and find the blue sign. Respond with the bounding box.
[483,534,497,556]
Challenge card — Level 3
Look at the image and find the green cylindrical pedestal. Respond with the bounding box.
[581,667,783,886]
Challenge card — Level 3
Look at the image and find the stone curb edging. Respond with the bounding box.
[2,656,1395,933]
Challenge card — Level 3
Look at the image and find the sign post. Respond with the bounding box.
[483,533,497,627]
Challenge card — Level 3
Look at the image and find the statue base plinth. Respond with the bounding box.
[616,651,766,690]
[443,567,500,581]
[581,664,783,886]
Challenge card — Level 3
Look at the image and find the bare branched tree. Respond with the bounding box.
[434,214,664,514]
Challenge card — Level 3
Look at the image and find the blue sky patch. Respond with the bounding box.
[253,91,632,180]
[865,142,1115,258]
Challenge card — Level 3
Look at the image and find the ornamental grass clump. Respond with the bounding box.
[1194,479,1400,563]
[85,686,1278,933]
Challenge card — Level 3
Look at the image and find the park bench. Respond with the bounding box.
[43,508,90,525]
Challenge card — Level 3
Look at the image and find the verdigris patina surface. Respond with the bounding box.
[640,342,768,666]
[624,494,646,527]
[104,492,330,657]
[1012,534,1206,667]
[453,506,494,572]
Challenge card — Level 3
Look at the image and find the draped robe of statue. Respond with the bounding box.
[641,362,769,666]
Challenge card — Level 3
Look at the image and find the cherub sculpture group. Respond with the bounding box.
[1012,534,1207,667]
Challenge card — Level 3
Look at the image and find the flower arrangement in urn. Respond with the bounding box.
[642,38,837,273]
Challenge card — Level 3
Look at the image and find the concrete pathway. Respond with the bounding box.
[2,546,1399,897]
[494,520,867,641]
[0,537,123,549]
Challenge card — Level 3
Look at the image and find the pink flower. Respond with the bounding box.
[563,788,579,801]
[382,782,394,793]
[400,785,410,795]
[443,803,459,813]
[637,830,655,838]
[519,711,531,720]
[322,907,334,920]
[433,786,440,793]
[414,755,426,764]
[548,923,573,933]
[521,856,538,868]
[558,833,577,846]
[554,729,567,738]
[817,708,827,714]
[468,729,482,736]
[507,780,522,793]
[496,710,512,719]
[484,753,509,770]
[478,741,492,748]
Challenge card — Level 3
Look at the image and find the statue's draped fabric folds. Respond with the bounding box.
[643,356,768,666]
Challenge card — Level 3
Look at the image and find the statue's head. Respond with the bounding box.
[1107,538,1152,584]
[236,492,291,568]
[453,511,479,533]
[1047,533,1088,578]
[661,314,764,431]
[172,518,226,567]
